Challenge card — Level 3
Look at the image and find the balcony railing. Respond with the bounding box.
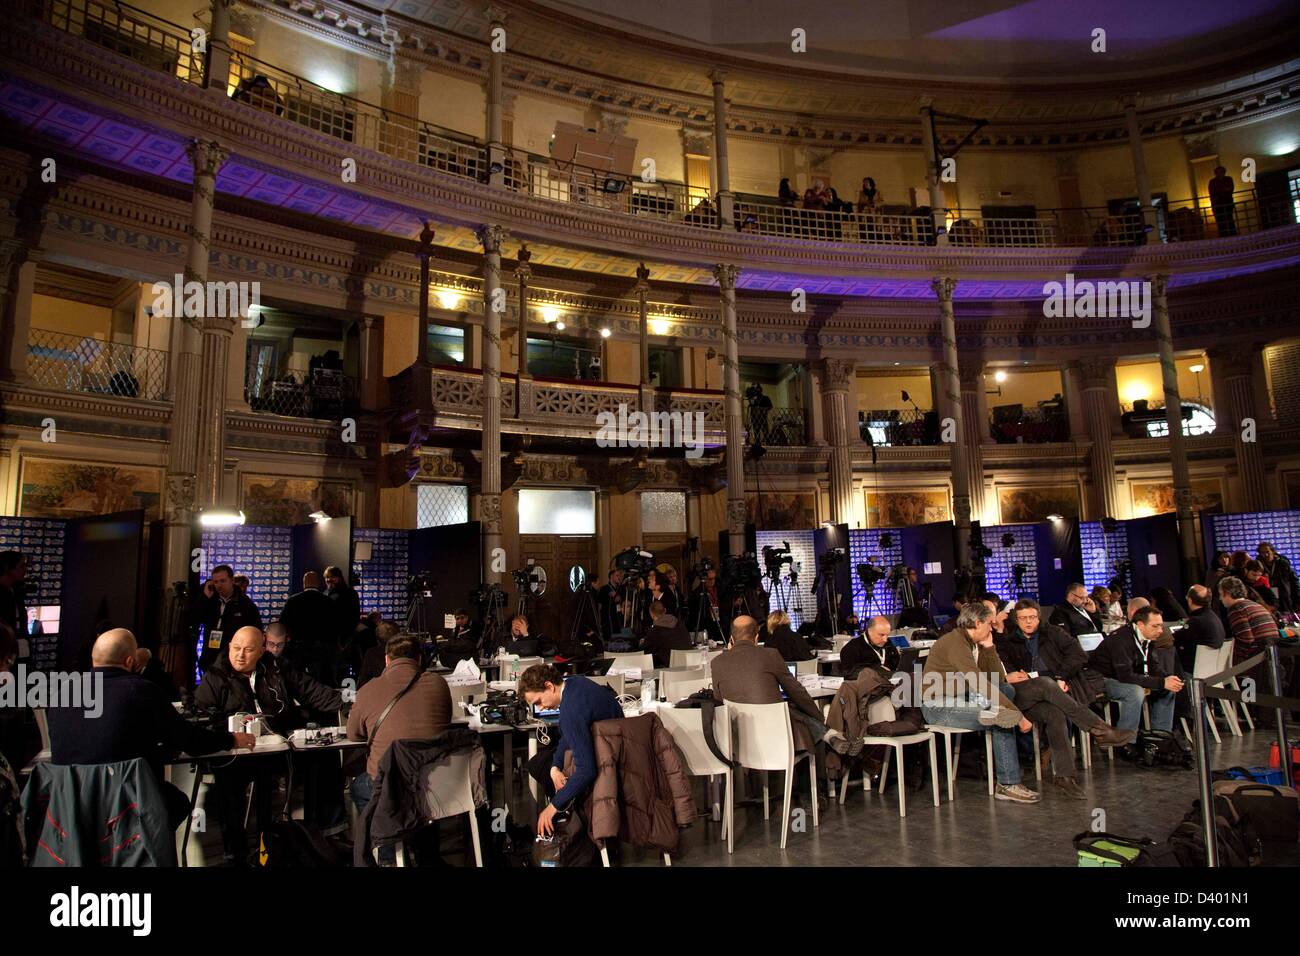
[245,368,358,420]
[30,0,205,86]
[24,0,1300,253]
[990,407,1069,444]
[861,409,936,446]
[748,407,806,446]
[27,328,170,400]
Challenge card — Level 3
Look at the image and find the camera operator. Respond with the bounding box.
[647,567,677,618]
[191,564,263,673]
[687,566,724,643]
[598,568,625,640]
[745,382,772,444]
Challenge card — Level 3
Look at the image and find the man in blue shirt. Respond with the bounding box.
[519,663,623,837]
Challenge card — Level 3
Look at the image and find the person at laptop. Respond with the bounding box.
[1174,585,1225,672]
[711,615,861,758]
[1088,606,1184,733]
[763,610,815,662]
[643,600,695,667]
[1050,583,1103,638]
[840,615,900,679]
[519,664,624,839]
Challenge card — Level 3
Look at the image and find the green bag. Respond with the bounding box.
[1073,831,1156,867]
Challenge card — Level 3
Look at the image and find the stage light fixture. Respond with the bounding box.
[599,326,611,338]
[602,177,627,194]
[199,507,245,528]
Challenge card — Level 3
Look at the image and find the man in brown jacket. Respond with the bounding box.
[710,615,860,757]
[347,633,452,803]
[920,602,1039,804]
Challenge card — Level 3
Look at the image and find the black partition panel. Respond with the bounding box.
[813,523,852,627]
[409,522,481,632]
[902,521,957,615]
[1033,519,1082,606]
[718,523,757,559]
[59,510,145,669]
[1124,513,1183,599]
[291,516,354,589]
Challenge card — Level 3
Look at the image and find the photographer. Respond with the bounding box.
[745,382,772,444]
[687,566,724,643]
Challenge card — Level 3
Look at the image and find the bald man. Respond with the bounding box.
[1176,584,1226,671]
[840,615,900,677]
[279,570,338,683]
[48,628,252,832]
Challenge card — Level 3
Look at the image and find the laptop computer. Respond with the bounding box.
[1078,633,1105,653]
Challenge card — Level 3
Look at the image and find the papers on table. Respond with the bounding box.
[798,674,843,692]
[609,667,642,680]
[447,658,483,684]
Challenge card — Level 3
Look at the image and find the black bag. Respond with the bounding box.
[483,808,536,868]
[532,806,599,867]
[675,690,736,768]
[1211,779,1299,842]
[258,820,349,867]
[1168,796,1263,867]
[1122,729,1194,770]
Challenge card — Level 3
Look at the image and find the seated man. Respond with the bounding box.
[643,600,694,668]
[840,615,900,678]
[920,603,1039,804]
[994,601,1134,798]
[1175,585,1225,672]
[195,626,343,863]
[347,633,452,862]
[709,615,860,757]
[519,664,624,838]
[763,609,814,663]
[505,614,547,657]
[48,628,254,833]
[359,621,400,688]
[1126,597,1149,622]
[263,621,290,662]
[1088,606,1184,732]
[1050,583,1103,638]
[1218,575,1281,720]
[441,608,480,667]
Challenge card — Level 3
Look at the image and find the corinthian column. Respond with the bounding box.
[1073,356,1121,520]
[933,277,968,562]
[477,224,506,578]
[715,263,745,554]
[1210,346,1268,511]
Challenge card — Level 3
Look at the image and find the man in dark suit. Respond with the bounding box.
[279,571,337,683]
[710,615,859,756]
[1089,607,1184,732]
[1050,583,1103,638]
[1175,585,1226,672]
[840,615,900,678]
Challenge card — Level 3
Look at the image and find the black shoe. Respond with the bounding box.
[1052,777,1088,800]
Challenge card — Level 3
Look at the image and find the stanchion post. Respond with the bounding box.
[1189,676,1218,867]
[1268,642,1293,789]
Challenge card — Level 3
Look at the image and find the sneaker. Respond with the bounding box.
[1089,724,1137,748]
[1052,777,1087,800]
[824,731,864,757]
[994,783,1041,804]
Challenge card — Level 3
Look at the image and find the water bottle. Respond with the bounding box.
[641,677,656,708]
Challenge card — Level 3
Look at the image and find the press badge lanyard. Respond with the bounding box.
[870,643,887,665]
[208,597,233,649]
[1135,636,1150,672]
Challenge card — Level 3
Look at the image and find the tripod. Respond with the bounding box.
[405,589,431,636]
[567,583,601,657]
[811,572,841,638]
[478,587,510,656]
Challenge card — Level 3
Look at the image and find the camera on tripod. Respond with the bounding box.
[470,583,507,609]
[817,548,845,573]
[615,546,656,579]
[407,571,436,598]
[1012,562,1028,579]
[1114,558,1133,574]
[885,562,909,587]
[762,542,793,576]
[856,563,886,586]
[721,552,761,593]
[511,562,547,596]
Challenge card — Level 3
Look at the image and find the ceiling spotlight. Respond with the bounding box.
[488,160,504,174]
[554,320,566,331]
[435,289,461,310]
[602,177,627,194]
[1189,363,1204,373]
[199,507,245,528]
[599,326,611,338]
[1046,513,1063,522]
[994,370,1007,383]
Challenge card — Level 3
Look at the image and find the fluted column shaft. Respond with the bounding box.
[934,277,968,562]
[636,263,650,386]
[1075,357,1121,519]
[1212,347,1268,511]
[709,71,734,228]
[515,246,531,416]
[959,360,986,522]
[821,359,856,526]
[206,0,232,95]
[478,224,506,577]
[1151,273,1198,574]
[486,9,506,187]
[715,264,745,554]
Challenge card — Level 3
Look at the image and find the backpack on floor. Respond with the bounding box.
[258,820,349,867]
[1211,779,1299,843]
[1073,831,1182,867]
[1122,729,1194,770]
[1168,797,1262,867]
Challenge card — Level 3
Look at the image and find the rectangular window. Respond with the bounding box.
[417,484,469,529]
[526,336,599,380]
[518,489,595,535]
[641,491,686,534]
[428,324,465,366]
[648,347,682,388]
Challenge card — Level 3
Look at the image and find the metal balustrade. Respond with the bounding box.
[748,407,806,446]
[27,328,170,400]
[29,0,205,85]
[989,409,1069,444]
[23,0,1300,250]
[860,409,936,446]
[244,367,358,420]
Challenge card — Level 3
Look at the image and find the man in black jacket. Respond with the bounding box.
[1257,542,1299,614]
[1050,583,1103,638]
[599,569,626,640]
[196,626,343,861]
[1175,585,1226,672]
[48,628,253,831]
[191,565,263,673]
[840,615,900,678]
[325,566,361,681]
[1001,599,1104,707]
[1089,607,1185,732]
[279,571,337,683]
[643,600,694,667]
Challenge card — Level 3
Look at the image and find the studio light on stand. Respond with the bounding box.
[198,507,245,528]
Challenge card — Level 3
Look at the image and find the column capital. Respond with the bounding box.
[635,261,651,290]
[486,4,508,26]
[709,68,726,87]
[958,357,985,390]
[930,276,957,302]
[515,243,532,283]
[1071,355,1116,390]
[819,358,855,392]
[186,138,228,178]
[475,223,506,253]
[417,220,436,258]
[1206,346,1257,380]
[713,263,740,290]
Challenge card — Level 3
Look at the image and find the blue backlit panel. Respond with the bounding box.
[978,524,1039,601]
[0,516,65,668]
[199,525,293,623]
[1207,511,1300,566]
[848,528,905,620]
[756,529,816,630]
[1080,521,1130,594]
[353,528,409,622]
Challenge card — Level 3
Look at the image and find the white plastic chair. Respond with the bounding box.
[668,649,707,669]
[926,724,995,801]
[831,635,854,653]
[383,746,484,867]
[605,653,654,674]
[585,673,626,697]
[793,658,818,677]
[729,701,817,849]
[839,698,939,817]
[660,669,710,702]
[657,703,734,853]
[1221,642,1254,731]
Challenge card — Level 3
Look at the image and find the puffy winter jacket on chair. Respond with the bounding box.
[580,713,695,855]
[22,759,177,866]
